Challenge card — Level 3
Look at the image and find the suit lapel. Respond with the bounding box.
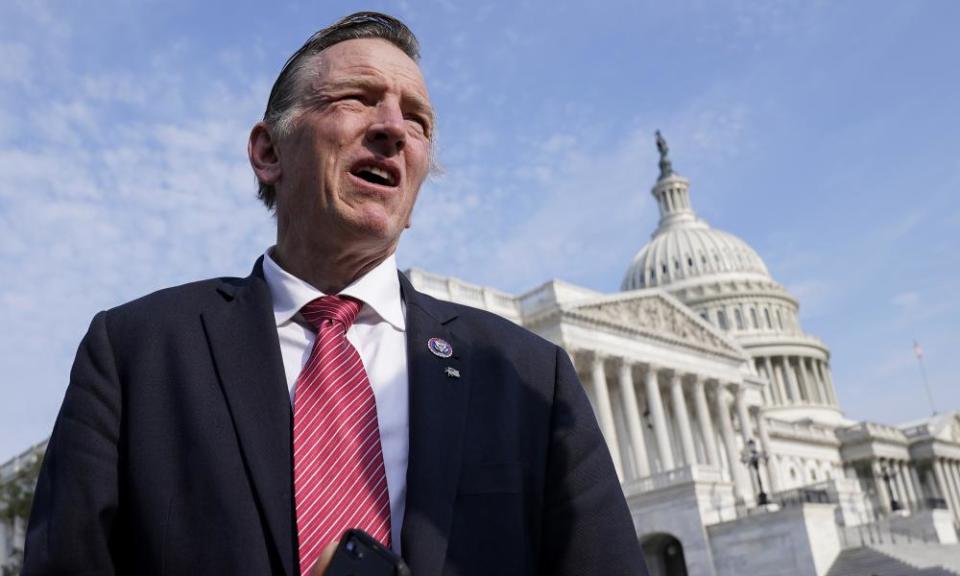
[399,273,471,576]
[202,259,295,576]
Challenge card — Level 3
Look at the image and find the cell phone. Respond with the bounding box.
[325,528,412,576]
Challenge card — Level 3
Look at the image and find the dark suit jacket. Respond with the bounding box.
[23,260,647,576]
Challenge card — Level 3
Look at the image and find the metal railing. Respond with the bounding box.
[774,486,836,508]
[838,521,936,548]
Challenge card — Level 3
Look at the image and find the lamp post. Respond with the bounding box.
[880,464,902,512]
[741,438,769,506]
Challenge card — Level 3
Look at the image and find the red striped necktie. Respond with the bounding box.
[293,295,391,574]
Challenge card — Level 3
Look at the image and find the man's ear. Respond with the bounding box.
[248,122,282,186]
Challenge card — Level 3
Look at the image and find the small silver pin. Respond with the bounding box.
[428,337,453,358]
[444,366,461,378]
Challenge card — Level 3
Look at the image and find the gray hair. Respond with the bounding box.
[257,12,424,209]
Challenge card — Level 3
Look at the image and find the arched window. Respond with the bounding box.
[764,308,772,329]
[717,310,729,331]
[776,309,784,330]
[750,308,759,329]
[734,309,744,330]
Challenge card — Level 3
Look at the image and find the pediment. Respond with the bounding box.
[934,412,960,443]
[563,290,744,359]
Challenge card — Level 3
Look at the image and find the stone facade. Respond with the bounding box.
[404,146,960,575]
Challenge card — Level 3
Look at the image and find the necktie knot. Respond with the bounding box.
[301,295,362,331]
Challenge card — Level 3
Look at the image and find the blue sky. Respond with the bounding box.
[1,0,958,460]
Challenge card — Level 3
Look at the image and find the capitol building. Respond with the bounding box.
[3,137,960,575]
[407,136,960,575]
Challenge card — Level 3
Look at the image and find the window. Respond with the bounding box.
[776,309,784,330]
[699,311,709,322]
[662,264,668,275]
[811,470,818,482]
[650,268,656,282]
[687,256,694,269]
[734,309,744,330]
[764,308,772,329]
[674,259,680,271]
[750,308,759,329]
[717,310,729,331]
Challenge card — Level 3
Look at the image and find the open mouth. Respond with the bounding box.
[350,163,399,187]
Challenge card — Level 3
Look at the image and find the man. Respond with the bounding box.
[23,12,648,576]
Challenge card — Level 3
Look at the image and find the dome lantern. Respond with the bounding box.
[652,131,696,231]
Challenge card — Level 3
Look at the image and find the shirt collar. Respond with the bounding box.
[262,248,405,331]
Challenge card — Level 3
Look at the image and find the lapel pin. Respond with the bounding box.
[445,366,461,379]
[427,337,453,358]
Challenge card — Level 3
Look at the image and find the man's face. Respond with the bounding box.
[273,38,434,257]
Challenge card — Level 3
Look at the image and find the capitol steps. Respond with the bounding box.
[828,543,960,576]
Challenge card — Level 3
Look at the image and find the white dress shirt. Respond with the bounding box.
[262,249,409,552]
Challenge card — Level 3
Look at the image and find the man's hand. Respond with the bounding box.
[309,541,339,576]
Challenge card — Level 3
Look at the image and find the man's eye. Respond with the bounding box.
[406,116,430,137]
[341,94,369,104]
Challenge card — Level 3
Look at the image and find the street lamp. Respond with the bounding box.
[741,438,769,506]
[880,465,902,512]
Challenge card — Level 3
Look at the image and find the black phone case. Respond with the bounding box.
[325,529,412,576]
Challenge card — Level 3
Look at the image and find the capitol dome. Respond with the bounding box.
[621,210,772,291]
[621,134,771,291]
[619,133,843,427]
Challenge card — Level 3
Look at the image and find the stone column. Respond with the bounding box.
[781,356,802,404]
[755,408,781,493]
[823,362,839,405]
[800,358,820,404]
[899,461,918,510]
[812,359,830,406]
[872,460,892,514]
[780,356,800,404]
[618,359,650,478]
[693,376,720,467]
[670,372,697,467]
[644,364,675,472]
[933,459,958,520]
[591,354,623,480]
[759,357,777,405]
[948,460,960,520]
[715,382,750,503]
[909,465,924,503]
[893,461,910,511]
[734,385,753,445]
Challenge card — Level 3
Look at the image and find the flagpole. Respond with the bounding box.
[914,340,936,416]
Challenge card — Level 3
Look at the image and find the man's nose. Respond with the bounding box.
[366,100,406,154]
